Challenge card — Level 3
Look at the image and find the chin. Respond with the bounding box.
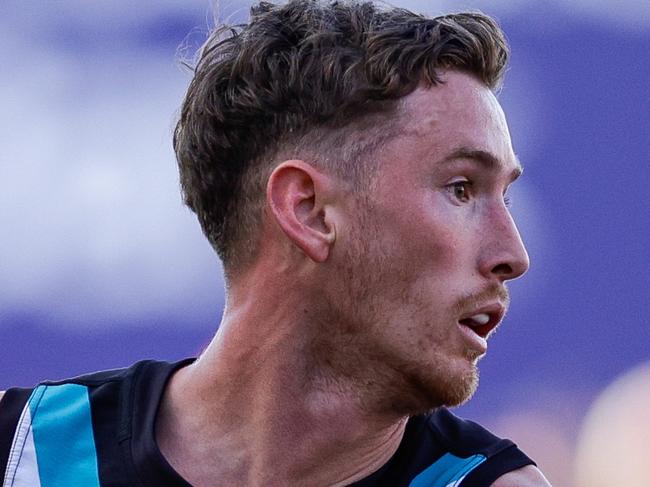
[382,357,480,416]
[439,366,480,408]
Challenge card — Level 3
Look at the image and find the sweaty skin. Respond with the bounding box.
[155,71,545,486]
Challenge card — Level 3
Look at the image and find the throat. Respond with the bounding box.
[155,357,409,487]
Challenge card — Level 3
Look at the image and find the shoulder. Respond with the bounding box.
[0,360,191,483]
[421,409,539,486]
[491,465,552,486]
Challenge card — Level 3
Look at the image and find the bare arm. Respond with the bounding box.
[491,465,552,486]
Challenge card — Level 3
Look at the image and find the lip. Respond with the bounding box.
[458,321,489,354]
[457,302,507,344]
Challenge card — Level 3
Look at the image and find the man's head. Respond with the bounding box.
[175,0,528,414]
[174,0,509,275]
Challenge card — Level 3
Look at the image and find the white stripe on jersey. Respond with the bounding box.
[3,403,42,487]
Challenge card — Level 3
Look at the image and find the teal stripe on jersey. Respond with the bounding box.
[409,452,486,487]
[29,384,100,487]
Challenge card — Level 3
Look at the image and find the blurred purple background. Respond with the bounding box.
[1,1,648,485]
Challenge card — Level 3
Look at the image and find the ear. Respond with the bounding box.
[266,160,337,263]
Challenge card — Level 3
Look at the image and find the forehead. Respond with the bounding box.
[384,71,518,175]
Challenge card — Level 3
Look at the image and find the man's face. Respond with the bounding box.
[326,71,529,415]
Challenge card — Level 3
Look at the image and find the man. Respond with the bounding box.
[0,1,551,485]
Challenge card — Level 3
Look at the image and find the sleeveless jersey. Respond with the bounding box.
[0,360,534,486]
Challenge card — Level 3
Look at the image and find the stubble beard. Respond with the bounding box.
[367,338,481,416]
[311,202,481,418]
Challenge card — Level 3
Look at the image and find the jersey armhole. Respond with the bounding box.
[0,388,33,480]
[459,444,535,487]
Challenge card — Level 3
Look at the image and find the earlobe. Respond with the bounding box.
[266,160,337,263]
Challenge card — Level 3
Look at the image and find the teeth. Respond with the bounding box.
[470,313,490,325]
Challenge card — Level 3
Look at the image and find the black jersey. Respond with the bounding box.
[0,360,533,486]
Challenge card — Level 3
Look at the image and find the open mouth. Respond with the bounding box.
[458,311,501,339]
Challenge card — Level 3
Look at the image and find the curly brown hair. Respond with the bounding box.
[174,0,509,273]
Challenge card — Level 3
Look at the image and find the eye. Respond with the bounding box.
[503,194,512,208]
[447,180,473,203]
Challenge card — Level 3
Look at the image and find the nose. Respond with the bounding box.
[478,208,530,282]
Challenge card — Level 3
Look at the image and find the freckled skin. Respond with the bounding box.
[317,71,529,415]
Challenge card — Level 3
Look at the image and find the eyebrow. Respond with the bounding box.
[440,147,523,183]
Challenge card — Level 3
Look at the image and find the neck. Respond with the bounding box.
[156,272,408,487]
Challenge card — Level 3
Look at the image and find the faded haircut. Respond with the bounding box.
[174,0,509,273]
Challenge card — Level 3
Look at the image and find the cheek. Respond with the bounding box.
[372,214,466,319]
[394,204,468,270]
[366,187,478,288]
